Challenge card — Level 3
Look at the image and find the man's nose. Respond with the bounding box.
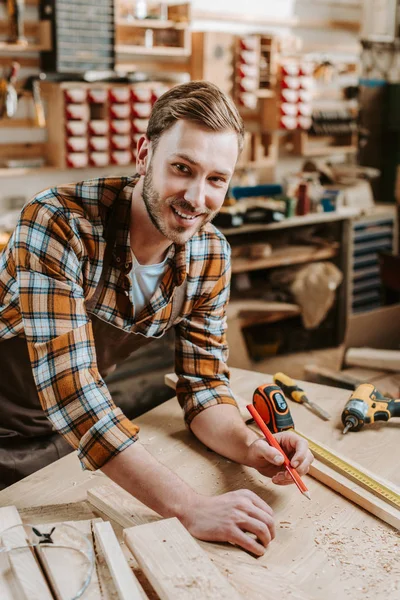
[184,178,206,210]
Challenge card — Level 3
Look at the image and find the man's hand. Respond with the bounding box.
[244,431,314,485]
[181,489,275,556]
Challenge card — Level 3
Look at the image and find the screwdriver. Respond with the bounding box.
[273,372,331,421]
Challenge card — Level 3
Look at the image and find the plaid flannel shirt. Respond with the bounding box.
[0,176,237,470]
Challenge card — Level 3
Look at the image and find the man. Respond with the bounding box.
[0,81,313,556]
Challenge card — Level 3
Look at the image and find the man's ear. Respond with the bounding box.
[135,135,150,175]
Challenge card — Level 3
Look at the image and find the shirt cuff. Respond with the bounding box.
[179,383,238,427]
[77,407,139,471]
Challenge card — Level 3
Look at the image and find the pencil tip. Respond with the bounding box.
[303,491,311,500]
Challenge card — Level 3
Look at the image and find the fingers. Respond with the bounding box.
[274,432,314,475]
[241,489,274,517]
[245,505,276,542]
[230,528,267,557]
[252,439,285,466]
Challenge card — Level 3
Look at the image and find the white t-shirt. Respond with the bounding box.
[131,251,169,318]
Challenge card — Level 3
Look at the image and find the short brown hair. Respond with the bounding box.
[146,80,244,153]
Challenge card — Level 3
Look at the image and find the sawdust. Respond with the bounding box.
[311,505,400,598]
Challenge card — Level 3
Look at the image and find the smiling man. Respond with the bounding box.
[0,81,313,556]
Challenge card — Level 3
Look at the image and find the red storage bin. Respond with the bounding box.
[110,120,131,134]
[89,120,109,135]
[64,89,87,103]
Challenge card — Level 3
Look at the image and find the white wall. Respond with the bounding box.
[0,0,362,216]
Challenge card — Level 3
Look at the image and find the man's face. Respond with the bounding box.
[138,120,239,245]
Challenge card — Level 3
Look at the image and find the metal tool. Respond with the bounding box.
[7,0,27,45]
[0,61,20,119]
[273,372,331,421]
[341,383,400,434]
[251,383,294,433]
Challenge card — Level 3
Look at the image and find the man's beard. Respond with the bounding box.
[142,164,215,244]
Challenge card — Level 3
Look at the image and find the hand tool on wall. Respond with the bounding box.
[22,75,46,127]
[341,383,400,434]
[247,403,311,499]
[273,372,331,421]
[7,0,27,45]
[0,61,20,119]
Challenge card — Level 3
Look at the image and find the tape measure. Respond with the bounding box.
[298,432,400,510]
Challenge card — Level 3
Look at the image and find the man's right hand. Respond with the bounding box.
[102,443,274,557]
[180,489,275,556]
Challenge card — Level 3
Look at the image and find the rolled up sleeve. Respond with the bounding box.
[174,239,238,425]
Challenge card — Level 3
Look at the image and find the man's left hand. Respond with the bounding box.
[244,431,314,485]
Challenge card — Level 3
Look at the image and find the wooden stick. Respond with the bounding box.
[0,506,53,600]
[124,518,242,600]
[93,521,146,600]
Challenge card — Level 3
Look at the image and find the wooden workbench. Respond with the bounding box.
[0,368,399,599]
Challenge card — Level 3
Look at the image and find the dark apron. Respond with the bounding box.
[0,192,186,489]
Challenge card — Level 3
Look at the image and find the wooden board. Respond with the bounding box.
[88,484,160,529]
[94,520,146,600]
[345,348,400,372]
[309,460,400,530]
[35,518,105,600]
[124,518,242,600]
[0,506,53,600]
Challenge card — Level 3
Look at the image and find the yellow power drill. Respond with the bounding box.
[342,383,400,434]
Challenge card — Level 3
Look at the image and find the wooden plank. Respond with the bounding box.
[231,244,338,274]
[93,521,146,600]
[309,460,400,530]
[0,142,46,159]
[87,484,160,529]
[0,56,39,68]
[345,348,400,372]
[34,518,104,600]
[0,506,53,600]
[124,518,242,600]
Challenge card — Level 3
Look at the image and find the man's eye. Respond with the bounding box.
[210,176,226,184]
[173,163,190,173]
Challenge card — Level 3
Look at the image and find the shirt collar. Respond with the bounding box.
[111,175,188,285]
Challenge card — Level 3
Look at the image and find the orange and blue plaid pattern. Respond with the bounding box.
[0,176,237,470]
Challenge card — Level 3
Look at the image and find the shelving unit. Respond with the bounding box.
[293,130,358,157]
[231,243,339,274]
[221,211,355,371]
[114,2,191,59]
[349,207,397,314]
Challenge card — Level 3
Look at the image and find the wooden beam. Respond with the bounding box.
[192,9,360,32]
[0,506,53,600]
[0,56,39,68]
[87,484,160,529]
[345,348,400,372]
[93,521,146,600]
[124,518,242,600]
[309,460,400,530]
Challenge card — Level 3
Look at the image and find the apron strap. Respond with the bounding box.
[86,194,122,312]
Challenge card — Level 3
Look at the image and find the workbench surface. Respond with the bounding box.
[0,368,399,599]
